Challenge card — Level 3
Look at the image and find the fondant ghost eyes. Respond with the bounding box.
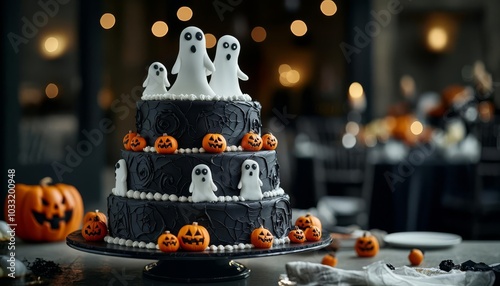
[195,169,201,175]
[252,164,257,170]
[195,167,209,175]
[202,169,208,175]
[223,42,229,49]
[115,162,120,169]
[245,164,250,170]
[195,32,203,41]
[231,43,237,51]
[185,32,192,41]
[160,67,164,72]
[154,64,158,69]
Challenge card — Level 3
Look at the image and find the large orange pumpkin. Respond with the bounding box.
[202,133,227,153]
[241,131,263,151]
[5,177,84,242]
[177,222,210,251]
[154,133,178,154]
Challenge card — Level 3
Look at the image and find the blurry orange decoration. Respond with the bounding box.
[262,133,278,150]
[251,226,274,249]
[5,177,84,242]
[123,130,137,150]
[408,248,424,266]
[130,135,147,151]
[304,225,322,241]
[355,232,379,257]
[321,253,338,267]
[295,213,322,231]
[241,131,263,151]
[155,133,178,154]
[158,231,180,252]
[202,133,227,153]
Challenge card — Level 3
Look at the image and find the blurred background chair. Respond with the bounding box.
[293,117,372,229]
[440,116,500,239]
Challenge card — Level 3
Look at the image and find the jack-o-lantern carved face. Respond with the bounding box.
[251,226,274,249]
[123,130,137,150]
[295,213,322,231]
[83,209,107,225]
[82,215,107,241]
[262,133,278,150]
[305,225,322,241]
[241,131,263,151]
[6,177,83,242]
[158,231,179,252]
[155,133,178,154]
[355,232,379,257]
[177,222,210,251]
[288,226,306,243]
[202,133,227,153]
[130,135,147,151]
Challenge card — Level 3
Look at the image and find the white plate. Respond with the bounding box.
[384,232,462,249]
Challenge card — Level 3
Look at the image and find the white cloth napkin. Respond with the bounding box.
[285,260,495,286]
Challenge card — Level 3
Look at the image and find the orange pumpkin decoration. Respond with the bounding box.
[295,213,322,231]
[262,133,278,150]
[241,131,263,151]
[321,253,338,267]
[177,222,210,251]
[408,248,424,266]
[288,226,306,243]
[82,214,108,241]
[355,232,379,257]
[251,226,274,249]
[155,133,178,154]
[83,209,107,225]
[304,225,322,241]
[130,135,147,151]
[4,177,83,242]
[158,231,180,253]
[123,130,137,150]
[202,133,227,153]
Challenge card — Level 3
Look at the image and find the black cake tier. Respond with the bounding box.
[136,100,262,148]
[122,150,280,197]
[107,194,292,246]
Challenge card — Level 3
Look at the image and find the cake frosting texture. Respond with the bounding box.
[136,100,262,148]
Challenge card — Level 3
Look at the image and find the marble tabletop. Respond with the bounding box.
[6,240,500,285]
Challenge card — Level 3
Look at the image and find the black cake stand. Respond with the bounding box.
[66,230,331,283]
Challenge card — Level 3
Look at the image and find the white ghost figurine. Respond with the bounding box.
[189,164,218,203]
[168,26,216,97]
[209,35,248,98]
[142,62,170,99]
[238,159,263,201]
[113,159,127,197]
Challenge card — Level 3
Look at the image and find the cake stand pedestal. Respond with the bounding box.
[66,231,331,283]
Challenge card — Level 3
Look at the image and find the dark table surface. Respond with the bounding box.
[6,239,500,285]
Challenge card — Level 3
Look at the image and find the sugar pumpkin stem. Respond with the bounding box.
[40,177,53,186]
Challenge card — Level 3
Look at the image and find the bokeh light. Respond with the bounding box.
[45,83,59,99]
[251,26,267,42]
[177,6,193,22]
[320,0,337,16]
[290,20,307,37]
[410,120,424,135]
[100,13,116,29]
[205,33,217,49]
[427,26,448,52]
[152,21,168,37]
[349,82,364,99]
[41,35,66,59]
